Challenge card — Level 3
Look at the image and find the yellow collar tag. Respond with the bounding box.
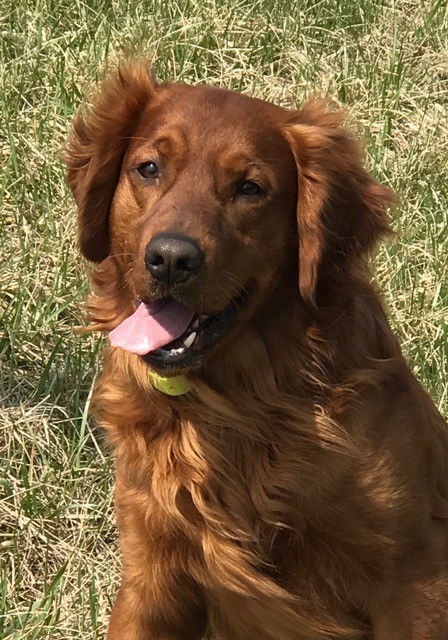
[148,371,192,396]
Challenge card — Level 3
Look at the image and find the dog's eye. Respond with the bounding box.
[236,181,263,197]
[137,162,159,180]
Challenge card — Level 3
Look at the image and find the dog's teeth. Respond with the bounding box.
[192,319,200,329]
[170,346,185,355]
[183,332,196,349]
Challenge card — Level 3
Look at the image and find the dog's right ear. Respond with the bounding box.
[65,61,156,262]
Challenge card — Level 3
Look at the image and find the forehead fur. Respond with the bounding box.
[131,82,293,163]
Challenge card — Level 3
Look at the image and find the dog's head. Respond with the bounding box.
[66,61,394,374]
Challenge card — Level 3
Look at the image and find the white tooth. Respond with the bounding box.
[170,347,185,355]
[192,319,200,329]
[183,332,196,349]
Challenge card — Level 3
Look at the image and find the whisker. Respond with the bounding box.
[109,252,135,259]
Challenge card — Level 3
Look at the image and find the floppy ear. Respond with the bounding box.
[284,100,395,306]
[65,61,156,262]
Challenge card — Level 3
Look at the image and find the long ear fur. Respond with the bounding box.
[284,100,396,305]
[65,61,156,262]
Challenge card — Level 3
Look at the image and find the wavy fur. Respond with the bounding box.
[66,61,448,639]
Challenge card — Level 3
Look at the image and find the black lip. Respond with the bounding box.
[141,287,251,372]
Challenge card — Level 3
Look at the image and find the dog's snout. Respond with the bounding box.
[144,233,204,285]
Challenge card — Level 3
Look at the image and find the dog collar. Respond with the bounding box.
[148,371,192,396]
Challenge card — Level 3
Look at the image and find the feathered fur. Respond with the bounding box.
[65,61,448,639]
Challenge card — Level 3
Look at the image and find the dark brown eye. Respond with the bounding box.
[236,180,263,197]
[137,161,159,180]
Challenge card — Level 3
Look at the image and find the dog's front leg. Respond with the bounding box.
[369,589,413,640]
[107,579,207,640]
[371,576,448,639]
[107,479,208,640]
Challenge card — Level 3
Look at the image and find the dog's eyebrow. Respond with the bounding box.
[245,160,272,168]
[130,125,187,149]
[220,154,271,169]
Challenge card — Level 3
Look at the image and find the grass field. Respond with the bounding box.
[1,0,447,637]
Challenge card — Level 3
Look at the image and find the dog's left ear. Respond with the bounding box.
[284,100,395,306]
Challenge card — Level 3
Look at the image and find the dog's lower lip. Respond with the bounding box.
[141,287,251,372]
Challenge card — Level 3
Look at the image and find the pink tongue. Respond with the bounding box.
[109,300,195,355]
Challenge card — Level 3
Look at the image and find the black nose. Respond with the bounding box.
[144,233,205,285]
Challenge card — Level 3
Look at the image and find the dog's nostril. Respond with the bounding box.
[177,258,188,271]
[146,252,164,266]
[144,233,204,285]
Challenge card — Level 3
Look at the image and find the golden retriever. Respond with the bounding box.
[66,60,448,639]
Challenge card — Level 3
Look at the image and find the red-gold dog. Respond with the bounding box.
[66,61,448,639]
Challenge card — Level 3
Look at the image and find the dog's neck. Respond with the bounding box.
[197,269,403,406]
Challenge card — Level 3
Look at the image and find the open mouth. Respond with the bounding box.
[109,287,251,372]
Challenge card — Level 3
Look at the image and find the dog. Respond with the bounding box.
[65,61,448,639]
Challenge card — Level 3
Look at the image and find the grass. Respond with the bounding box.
[1,0,447,637]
